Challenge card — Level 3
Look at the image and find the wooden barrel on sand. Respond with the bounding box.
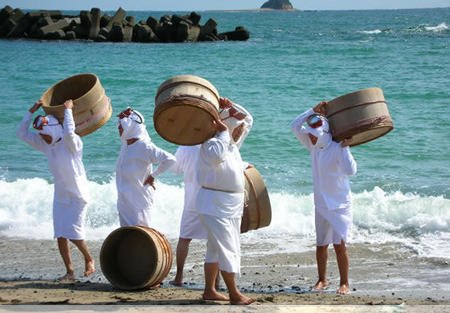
[100,226,173,290]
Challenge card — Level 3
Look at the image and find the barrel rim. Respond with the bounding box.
[41,73,102,109]
[155,75,220,103]
[241,167,272,233]
[100,225,164,290]
[328,87,384,104]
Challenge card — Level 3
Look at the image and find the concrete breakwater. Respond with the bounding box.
[0,5,250,43]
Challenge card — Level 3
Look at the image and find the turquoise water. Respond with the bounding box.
[0,8,449,260]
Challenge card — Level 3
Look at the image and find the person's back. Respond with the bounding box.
[172,145,201,212]
[169,144,206,286]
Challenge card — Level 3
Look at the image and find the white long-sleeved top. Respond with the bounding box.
[17,110,90,204]
[291,108,357,210]
[171,145,201,212]
[196,130,247,218]
[115,139,176,214]
[196,102,253,218]
[232,102,253,149]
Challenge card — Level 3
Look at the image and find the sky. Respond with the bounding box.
[3,0,450,11]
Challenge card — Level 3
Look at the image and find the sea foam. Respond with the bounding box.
[1,178,449,259]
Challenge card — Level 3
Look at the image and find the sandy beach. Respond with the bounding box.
[1,237,450,308]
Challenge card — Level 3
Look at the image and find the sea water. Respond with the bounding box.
[0,8,449,264]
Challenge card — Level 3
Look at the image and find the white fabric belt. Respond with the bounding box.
[202,186,244,194]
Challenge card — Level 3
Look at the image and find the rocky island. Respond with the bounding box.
[261,0,295,10]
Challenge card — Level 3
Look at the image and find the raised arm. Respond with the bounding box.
[201,119,230,167]
[63,100,83,154]
[17,100,47,152]
[290,101,329,151]
[232,101,253,149]
[290,108,314,150]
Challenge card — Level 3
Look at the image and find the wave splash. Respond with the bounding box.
[0,178,449,259]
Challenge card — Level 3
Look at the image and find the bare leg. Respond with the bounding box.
[70,239,95,277]
[334,240,350,294]
[313,244,329,290]
[170,238,192,286]
[202,262,229,301]
[215,271,221,289]
[220,270,256,305]
[57,237,75,281]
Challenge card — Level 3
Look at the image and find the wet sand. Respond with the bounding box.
[1,237,449,306]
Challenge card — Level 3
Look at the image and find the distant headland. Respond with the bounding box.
[0,5,250,43]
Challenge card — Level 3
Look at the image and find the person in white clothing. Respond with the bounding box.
[290,100,357,295]
[17,99,95,281]
[169,144,209,286]
[196,97,256,305]
[115,107,176,227]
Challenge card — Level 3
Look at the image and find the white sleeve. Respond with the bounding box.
[338,147,357,176]
[17,111,47,153]
[149,145,177,178]
[201,131,230,167]
[233,102,253,149]
[63,109,83,154]
[170,147,185,175]
[290,108,315,151]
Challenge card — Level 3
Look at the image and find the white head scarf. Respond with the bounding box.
[219,107,248,146]
[302,114,332,149]
[117,109,151,143]
[38,115,63,145]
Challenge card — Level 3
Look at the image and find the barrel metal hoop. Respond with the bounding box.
[156,81,219,101]
[159,94,218,110]
[154,95,220,120]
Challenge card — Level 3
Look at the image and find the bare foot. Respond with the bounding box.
[84,260,95,277]
[202,292,230,301]
[58,272,75,281]
[169,279,183,286]
[337,284,350,294]
[312,280,328,291]
[231,295,257,305]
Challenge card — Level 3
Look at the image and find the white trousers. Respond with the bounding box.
[198,213,241,275]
